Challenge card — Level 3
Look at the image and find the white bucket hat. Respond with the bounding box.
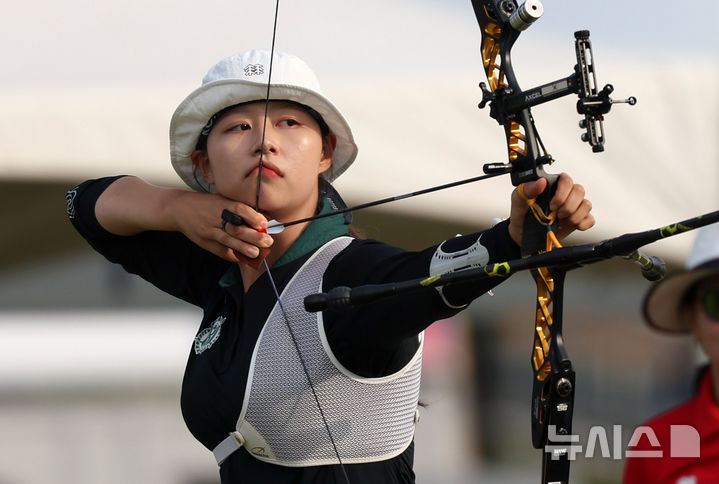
[643,222,719,332]
[170,50,358,192]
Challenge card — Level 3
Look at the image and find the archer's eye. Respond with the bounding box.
[279,119,299,127]
[230,123,251,131]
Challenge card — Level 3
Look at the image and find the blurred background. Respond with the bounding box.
[0,0,717,483]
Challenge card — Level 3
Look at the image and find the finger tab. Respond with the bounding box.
[235,247,271,269]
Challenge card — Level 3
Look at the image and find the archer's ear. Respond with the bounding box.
[318,133,337,175]
[191,150,215,185]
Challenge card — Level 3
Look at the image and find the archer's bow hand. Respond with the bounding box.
[508,172,595,246]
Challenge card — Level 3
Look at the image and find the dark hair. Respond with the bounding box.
[682,284,699,309]
[682,275,719,309]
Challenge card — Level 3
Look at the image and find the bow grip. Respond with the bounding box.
[520,173,559,257]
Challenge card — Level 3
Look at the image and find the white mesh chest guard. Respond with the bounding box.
[213,236,423,467]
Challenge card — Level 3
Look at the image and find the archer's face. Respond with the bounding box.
[687,275,719,366]
[195,101,333,221]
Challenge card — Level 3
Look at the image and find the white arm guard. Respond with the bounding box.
[429,234,490,309]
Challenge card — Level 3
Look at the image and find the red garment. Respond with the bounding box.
[623,371,719,484]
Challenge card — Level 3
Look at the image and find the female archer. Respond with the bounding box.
[66,49,594,483]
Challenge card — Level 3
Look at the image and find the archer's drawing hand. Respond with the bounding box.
[173,192,274,263]
[508,172,595,246]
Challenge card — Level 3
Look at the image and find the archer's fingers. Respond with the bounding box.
[217,230,271,259]
[549,173,576,212]
[519,177,548,200]
[204,240,240,263]
[222,223,274,249]
[558,199,595,231]
[556,200,595,240]
[555,185,587,220]
[224,203,268,231]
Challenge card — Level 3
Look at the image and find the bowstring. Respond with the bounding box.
[256,2,350,482]
[262,260,351,484]
[254,0,280,210]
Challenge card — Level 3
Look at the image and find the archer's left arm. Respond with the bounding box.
[324,218,520,338]
[433,173,594,308]
[320,220,519,378]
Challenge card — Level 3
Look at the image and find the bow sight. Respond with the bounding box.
[475,0,636,187]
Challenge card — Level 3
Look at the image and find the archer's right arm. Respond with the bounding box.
[66,176,263,304]
[93,175,269,262]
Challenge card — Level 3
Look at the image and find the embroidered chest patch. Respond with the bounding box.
[194,316,227,355]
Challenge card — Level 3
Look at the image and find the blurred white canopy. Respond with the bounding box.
[1,0,717,260]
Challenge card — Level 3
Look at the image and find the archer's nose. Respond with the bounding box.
[253,125,278,156]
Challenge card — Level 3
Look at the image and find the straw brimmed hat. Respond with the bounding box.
[169,50,358,192]
[643,223,719,332]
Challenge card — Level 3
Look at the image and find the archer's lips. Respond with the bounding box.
[248,162,283,178]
